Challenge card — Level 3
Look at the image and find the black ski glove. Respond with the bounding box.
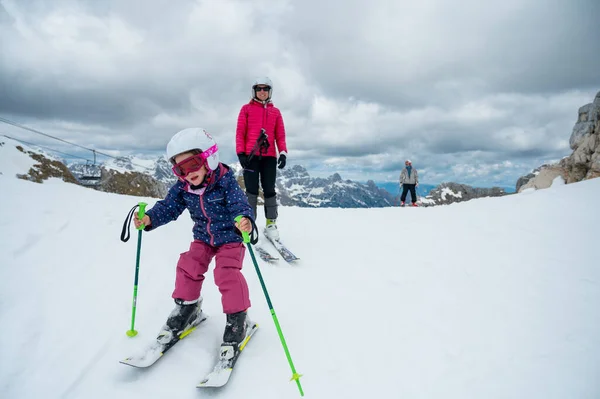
[277,153,286,169]
[237,153,248,168]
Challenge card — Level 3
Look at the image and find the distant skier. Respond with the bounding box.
[235,77,288,241]
[399,159,419,207]
[133,127,255,358]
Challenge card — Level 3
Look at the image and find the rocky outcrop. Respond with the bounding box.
[517,165,568,192]
[423,182,508,206]
[15,145,80,184]
[517,91,600,192]
[95,168,168,198]
[562,91,600,181]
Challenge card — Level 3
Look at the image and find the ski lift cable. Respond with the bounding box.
[0,116,92,152]
[0,116,154,171]
[2,134,92,162]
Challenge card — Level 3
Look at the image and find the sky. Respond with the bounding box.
[2,140,600,398]
[1,0,599,188]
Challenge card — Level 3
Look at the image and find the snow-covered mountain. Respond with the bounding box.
[4,137,513,208]
[275,165,393,208]
[70,157,396,208]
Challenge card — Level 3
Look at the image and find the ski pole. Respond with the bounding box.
[120,202,147,337]
[235,216,304,396]
[245,129,269,169]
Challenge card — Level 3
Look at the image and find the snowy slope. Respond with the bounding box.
[1,161,600,398]
[0,136,59,177]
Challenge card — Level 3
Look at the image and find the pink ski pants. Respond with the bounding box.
[172,240,251,314]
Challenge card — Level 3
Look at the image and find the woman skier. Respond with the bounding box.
[235,77,288,240]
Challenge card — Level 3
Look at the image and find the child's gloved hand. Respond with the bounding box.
[235,217,252,233]
[134,214,151,229]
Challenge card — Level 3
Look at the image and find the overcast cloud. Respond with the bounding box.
[1,0,599,187]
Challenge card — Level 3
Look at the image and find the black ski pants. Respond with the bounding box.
[243,156,278,220]
[243,156,277,198]
[400,183,417,203]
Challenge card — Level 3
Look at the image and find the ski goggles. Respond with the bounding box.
[171,145,218,178]
[254,86,271,92]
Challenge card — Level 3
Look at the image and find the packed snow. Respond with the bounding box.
[1,147,600,398]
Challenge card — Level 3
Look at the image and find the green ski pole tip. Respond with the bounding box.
[126,330,138,337]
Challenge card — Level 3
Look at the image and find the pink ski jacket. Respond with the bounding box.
[236,99,287,158]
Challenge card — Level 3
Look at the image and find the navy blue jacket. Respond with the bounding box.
[145,163,253,247]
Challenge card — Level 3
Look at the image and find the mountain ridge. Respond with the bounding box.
[1,136,512,207]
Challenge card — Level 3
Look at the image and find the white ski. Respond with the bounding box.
[197,321,258,388]
[264,230,299,263]
[120,313,207,368]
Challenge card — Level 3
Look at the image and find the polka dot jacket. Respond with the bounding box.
[144,163,253,247]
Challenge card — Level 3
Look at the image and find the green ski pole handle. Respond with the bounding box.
[137,202,147,230]
[234,215,250,243]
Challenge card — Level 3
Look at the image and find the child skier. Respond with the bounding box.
[133,127,255,357]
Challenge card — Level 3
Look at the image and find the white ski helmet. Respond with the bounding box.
[252,76,273,100]
[166,128,220,171]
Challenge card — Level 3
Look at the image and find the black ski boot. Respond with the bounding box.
[157,297,205,345]
[223,311,247,345]
[218,311,248,367]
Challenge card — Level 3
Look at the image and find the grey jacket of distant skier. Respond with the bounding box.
[400,167,419,185]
